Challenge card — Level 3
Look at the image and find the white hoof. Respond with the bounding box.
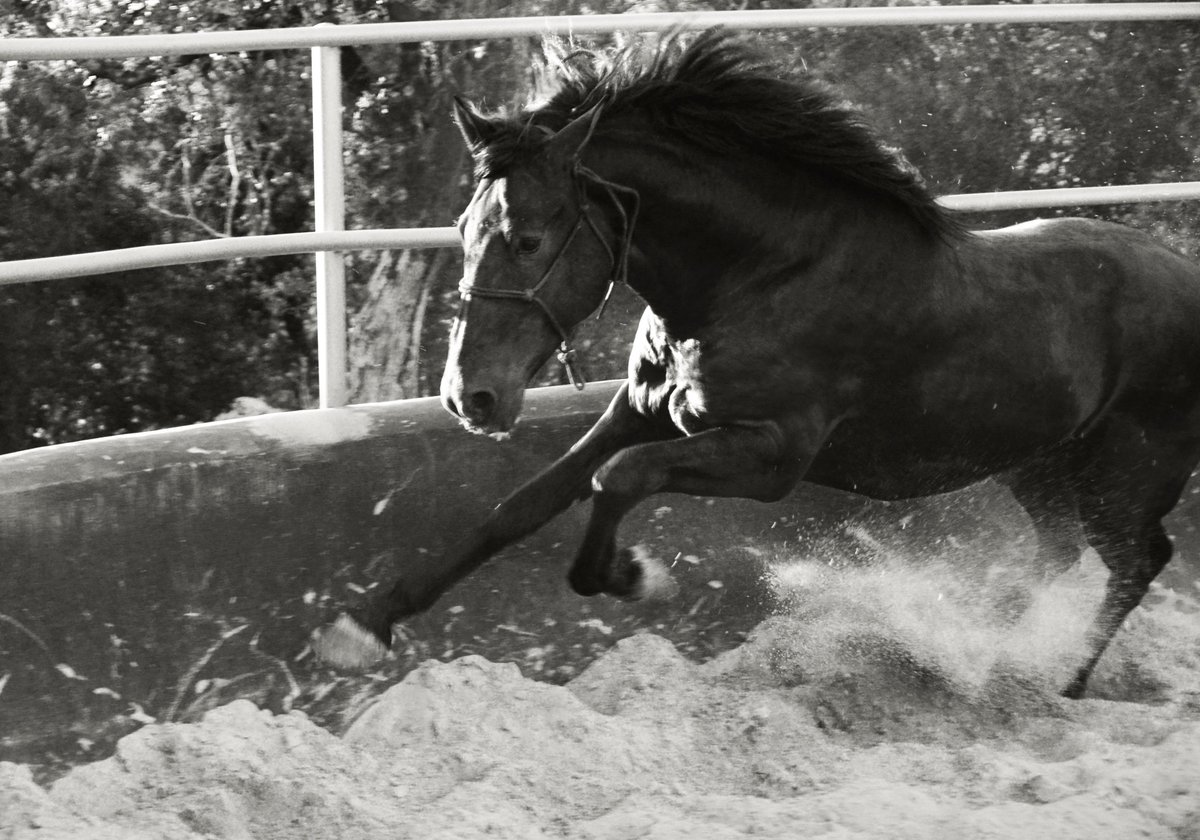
[311,614,388,670]
[628,545,679,602]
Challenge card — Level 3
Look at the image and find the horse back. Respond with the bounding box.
[802,218,1200,497]
[977,217,1200,297]
[969,217,1200,426]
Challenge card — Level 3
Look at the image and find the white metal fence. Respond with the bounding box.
[1,3,1199,407]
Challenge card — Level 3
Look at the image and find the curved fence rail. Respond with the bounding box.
[1,3,1198,406]
[5,181,1200,286]
[3,3,1199,59]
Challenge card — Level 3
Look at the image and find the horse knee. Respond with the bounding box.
[591,448,660,498]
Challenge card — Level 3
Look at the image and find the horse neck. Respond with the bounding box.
[586,133,943,334]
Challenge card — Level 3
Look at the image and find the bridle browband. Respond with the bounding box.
[456,104,639,390]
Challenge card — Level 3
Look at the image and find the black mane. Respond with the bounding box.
[470,30,961,240]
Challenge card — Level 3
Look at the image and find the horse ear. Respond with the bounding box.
[453,96,496,155]
[546,101,604,162]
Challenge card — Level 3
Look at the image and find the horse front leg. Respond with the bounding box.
[311,382,672,669]
[568,422,814,599]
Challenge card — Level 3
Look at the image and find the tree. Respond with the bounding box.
[757,12,1200,229]
[0,1,1196,451]
[0,2,328,450]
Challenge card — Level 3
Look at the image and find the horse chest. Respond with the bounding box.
[629,325,814,435]
[629,336,711,433]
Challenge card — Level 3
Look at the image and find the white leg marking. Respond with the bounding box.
[628,545,680,602]
[310,614,388,670]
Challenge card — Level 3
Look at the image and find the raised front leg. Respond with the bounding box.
[311,383,673,669]
[568,421,817,599]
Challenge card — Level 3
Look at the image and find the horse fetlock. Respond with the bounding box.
[568,549,609,596]
[567,568,603,597]
[1061,669,1091,700]
[568,542,678,602]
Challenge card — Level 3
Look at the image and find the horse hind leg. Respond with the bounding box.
[1064,517,1174,699]
[1000,461,1086,590]
[1063,424,1199,699]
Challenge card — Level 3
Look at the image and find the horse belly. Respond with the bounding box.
[804,420,1035,499]
[802,362,1096,502]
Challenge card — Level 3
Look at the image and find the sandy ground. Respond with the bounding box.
[3,545,1199,839]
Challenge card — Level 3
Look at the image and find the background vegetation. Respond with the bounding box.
[0,0,1197,453]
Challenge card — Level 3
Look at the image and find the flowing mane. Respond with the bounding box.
[470,29,962,240]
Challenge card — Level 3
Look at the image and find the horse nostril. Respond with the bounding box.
[463,389,497,423]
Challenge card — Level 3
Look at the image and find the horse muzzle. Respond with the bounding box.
[440,373,524,434]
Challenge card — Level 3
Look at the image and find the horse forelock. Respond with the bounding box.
[469,29,963,240]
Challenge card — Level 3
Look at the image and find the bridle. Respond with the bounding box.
[456,105,638,390]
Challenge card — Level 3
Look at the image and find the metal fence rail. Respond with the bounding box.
[1,3,1198,406]
[5,181,1200,287]
[3,3,1199,59]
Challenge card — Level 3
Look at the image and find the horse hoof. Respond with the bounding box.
[311,614,388,670]
[1060,675,1088,700]
[623,545,679,602]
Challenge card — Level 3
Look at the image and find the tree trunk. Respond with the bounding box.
[348,245,450,402]
[346,123,468,403]
[344,14,549,403]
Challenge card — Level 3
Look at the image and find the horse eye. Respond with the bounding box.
[514,235,543,256]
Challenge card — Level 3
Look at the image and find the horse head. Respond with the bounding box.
[443,97,634,434]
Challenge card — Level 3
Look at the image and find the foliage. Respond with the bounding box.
[0,1,1197,451]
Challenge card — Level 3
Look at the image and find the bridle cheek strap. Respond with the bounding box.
[457,105,638,391]
[457,217,589,388]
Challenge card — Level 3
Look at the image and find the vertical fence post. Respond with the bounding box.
[311,32,348,408]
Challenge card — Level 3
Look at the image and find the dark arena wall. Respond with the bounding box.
[0,382,838,765]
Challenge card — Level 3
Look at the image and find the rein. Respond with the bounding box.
[457,106,639,390]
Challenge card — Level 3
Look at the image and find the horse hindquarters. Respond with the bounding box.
[1063,412,1200,698]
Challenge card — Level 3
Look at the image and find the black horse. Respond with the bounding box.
[313,31,1200,698]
